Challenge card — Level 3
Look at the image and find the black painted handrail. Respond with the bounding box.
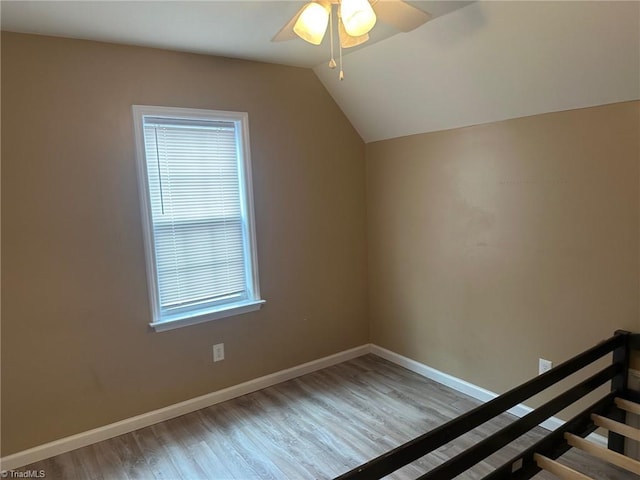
[335,331,632,480]
[417,363,621,479]
[483,392,619,480]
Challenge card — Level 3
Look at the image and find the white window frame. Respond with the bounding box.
[132,105,264,332]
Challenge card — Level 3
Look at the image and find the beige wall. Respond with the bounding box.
[367,102,640,398]
[2,31,639,458]
[1,32,368,455]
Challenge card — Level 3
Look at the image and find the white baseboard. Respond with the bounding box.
[2,343,615,471]
[0,344,370,471]
[369,345,608,447]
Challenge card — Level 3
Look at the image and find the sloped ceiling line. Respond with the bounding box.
[2,1,639,143]
[314,1,640,143]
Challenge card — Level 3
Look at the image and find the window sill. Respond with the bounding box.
[149,299,265,332]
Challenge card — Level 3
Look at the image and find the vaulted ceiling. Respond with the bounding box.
[2,1,639,143]
[0,1,470,68]
[315,1,640,142]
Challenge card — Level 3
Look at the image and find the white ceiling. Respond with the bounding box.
[2,1,639,143]
[317,0,640,142]
[0,1,470,68]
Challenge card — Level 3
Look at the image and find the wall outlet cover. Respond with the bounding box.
[213,343,225,362]
[538,358,553,375]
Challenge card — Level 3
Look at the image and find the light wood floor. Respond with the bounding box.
[15,355,637,479]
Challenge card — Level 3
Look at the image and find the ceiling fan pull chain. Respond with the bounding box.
[338,15,345,80]
[329,4,337,69]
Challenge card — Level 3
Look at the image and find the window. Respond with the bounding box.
[132,105,263,332]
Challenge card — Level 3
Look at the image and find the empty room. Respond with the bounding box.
[1,1,639,479]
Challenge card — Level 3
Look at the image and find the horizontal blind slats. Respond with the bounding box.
[142,116,248,315]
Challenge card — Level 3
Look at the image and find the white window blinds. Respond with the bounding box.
[134,106,263,330]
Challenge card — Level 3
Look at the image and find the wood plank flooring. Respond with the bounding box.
[12,355,638,479]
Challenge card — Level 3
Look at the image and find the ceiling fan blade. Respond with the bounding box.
[372,0,431,32]
[271,5,306,42]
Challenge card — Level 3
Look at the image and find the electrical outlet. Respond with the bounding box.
[538,358,552,375]
[213,343,225,362]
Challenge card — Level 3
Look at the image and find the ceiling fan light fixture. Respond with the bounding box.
[340,0,376,37]
[338,21,369,48]
[293,2,330,45]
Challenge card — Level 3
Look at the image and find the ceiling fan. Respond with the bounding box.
[272,0,431,80]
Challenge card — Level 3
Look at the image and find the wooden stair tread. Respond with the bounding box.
[564,433,640,475]
[591,413,640,441]
[534,453,594,480]
[615,397,640,415]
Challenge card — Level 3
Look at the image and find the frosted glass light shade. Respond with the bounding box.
[339,21,369,48]
[340,0,376,37]
[294,2,330,45]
